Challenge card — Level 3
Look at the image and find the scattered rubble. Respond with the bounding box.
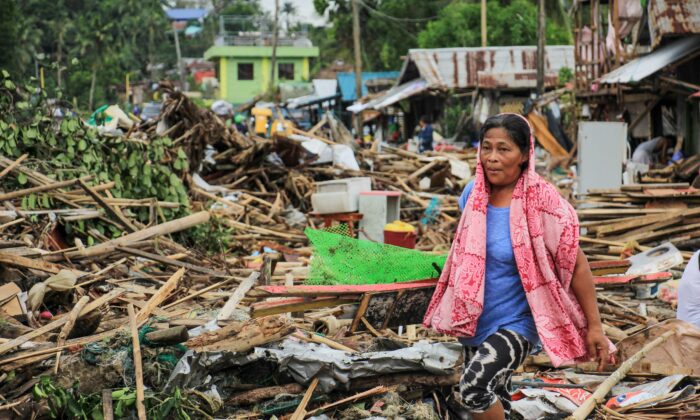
[0,73,697,419]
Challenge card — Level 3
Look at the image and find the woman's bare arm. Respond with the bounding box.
[570,247,609,370]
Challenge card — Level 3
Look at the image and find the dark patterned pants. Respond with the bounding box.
[459,329,532,418]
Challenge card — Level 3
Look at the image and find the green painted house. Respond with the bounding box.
[204,46,319,104]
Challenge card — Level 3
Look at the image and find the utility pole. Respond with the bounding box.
[269,0,280,97]
[481,0,487,47]
[352,0,363,139]
[172,22,186,90]
[536,0,546,95]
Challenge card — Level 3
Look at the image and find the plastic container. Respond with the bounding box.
[384,221,417,249]
[251,107,272,135]
[311,177,371,214]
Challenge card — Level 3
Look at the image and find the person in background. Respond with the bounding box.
[631,135,670,166]
[424,113,613,420]
[678,250,700,329]
[418,115,434,153]
[234,114,248,135]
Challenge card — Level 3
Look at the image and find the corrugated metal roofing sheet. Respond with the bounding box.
[403,46,574,89]
[165,8,209,21]
[336,72,400,102]
[599,36,700,84]
[649,0,700,48]
[346,79,428,112]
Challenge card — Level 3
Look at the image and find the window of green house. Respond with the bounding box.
[278,63,294,80]
[238,63,254,80]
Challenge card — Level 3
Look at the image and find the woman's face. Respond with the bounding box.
[480,127,528,188]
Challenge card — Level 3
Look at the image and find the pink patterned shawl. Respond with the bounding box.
[423,113,614,367]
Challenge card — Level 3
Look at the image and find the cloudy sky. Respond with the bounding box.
[259,0,327,27]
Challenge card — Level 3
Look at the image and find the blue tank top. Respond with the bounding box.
[456,181,539,347]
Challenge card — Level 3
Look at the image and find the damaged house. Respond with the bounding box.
[575,0,700,183]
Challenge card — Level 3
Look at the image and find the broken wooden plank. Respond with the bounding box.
[0,253,76,275]
[248,279,438,298]
[217,272,259,322]
[135,268,185,325]
[127,304,147,420]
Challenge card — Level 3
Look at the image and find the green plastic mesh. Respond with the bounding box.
[305,228,447,285]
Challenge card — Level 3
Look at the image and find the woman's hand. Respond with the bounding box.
[586,326,609,371]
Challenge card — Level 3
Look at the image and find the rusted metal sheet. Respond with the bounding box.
[477,71,559,89]
[599,36,700,84]
[649,0,700,48]
[403,46,574,90]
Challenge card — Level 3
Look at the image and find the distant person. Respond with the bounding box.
[417,115,434,153]
[678,250,700,329]
[631,136,670,166]
[234,114,248,134]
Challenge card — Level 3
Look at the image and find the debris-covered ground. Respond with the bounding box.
[0,73,698,419]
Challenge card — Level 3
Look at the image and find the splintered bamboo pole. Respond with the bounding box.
[567,329,676,420]
[127,304,147,420]
[65,211,210,259]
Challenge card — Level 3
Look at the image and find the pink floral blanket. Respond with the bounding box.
[423,113,615,367]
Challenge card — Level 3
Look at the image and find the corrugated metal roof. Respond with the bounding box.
[165,8,209,21]
[649,0,700,48]
[402,46,574,89]
[599,36,700,84]
[347,79,428,112]
[477,70,559,89]
[336,72,400,102]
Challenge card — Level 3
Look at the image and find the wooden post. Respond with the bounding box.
[269,0,280,97]
[537,0,546,95]
[481,0,487,47]
[612,0,622,67]
[172,22,185,90]
[102,389,114,420]
[351,0,363,140]
[127,304,147,420]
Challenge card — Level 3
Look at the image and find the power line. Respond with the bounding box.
[356,0,440,23]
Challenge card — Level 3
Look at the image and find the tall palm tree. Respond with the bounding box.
[282,1,296,33]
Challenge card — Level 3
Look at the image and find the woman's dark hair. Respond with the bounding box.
[420,115,432,124]
[479,114,531,155]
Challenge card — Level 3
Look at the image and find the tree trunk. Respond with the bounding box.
[56,26,63,88]
[268,0,280,97]
[88,63,97,111]
[536,0,546,95]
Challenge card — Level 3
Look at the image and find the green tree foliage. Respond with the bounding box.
[0,71,189,244]
[313,0,572,72]
[418,0,572,48]
[312,0,445,71]
[5,0,172,110]
[0,0,21,74]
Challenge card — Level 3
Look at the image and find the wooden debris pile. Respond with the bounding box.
[0,79,696,418]
[578,183,700,258]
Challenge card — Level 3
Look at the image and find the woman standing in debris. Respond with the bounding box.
[423,113,613,420]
